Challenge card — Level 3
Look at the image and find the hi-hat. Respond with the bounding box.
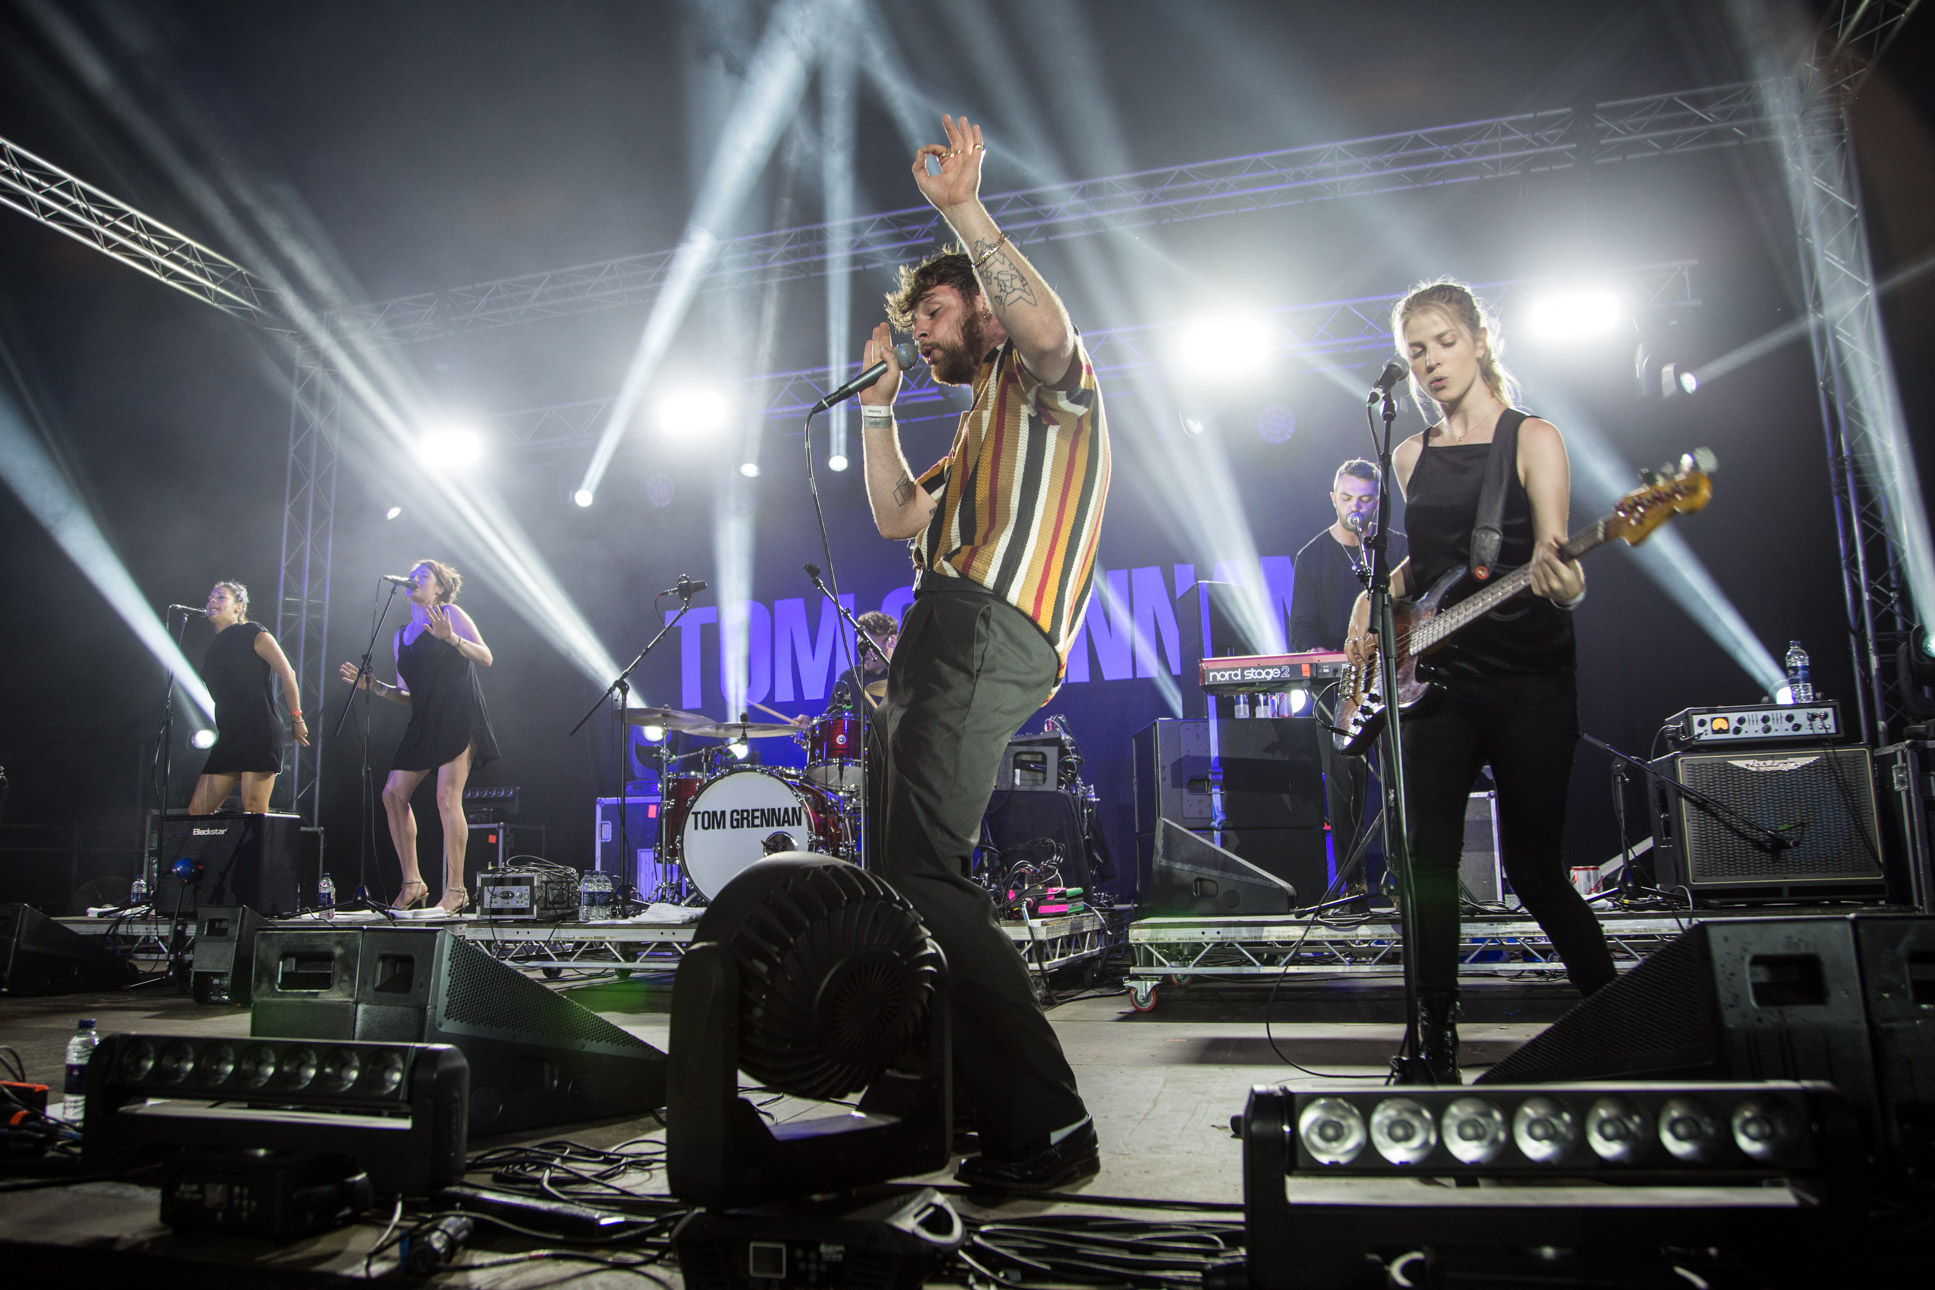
[623,704,710,730]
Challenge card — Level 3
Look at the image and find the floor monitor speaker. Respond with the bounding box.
[1480,915,1935,1164]
[249,925,665,1133]
[0,904,136,995]
[1145,820,1296,915]
[188,906,271,1006]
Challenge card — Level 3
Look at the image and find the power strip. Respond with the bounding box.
[1665,701,1839,745]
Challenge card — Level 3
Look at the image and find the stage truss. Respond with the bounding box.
[1123,909,1696,1011]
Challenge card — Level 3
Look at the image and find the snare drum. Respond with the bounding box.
[679,768,850,899]
[806,713,863,790]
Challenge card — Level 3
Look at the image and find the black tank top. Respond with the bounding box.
[1403,421,1576,681]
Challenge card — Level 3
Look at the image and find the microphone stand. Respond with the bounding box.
[1362,387,1428,1084]
[331,581,406,914]
[571,585,698,906]
[146,607,196,907]
[803,563,889,867]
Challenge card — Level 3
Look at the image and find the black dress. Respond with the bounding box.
[391,625,501,773]
[200,621,283,775]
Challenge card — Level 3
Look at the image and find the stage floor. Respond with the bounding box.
[0,969,1587,1282]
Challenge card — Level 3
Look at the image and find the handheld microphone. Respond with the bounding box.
[663,574,708,599]
[380,574,416,587]
[1366,357,1407,405]
[811,342,920,413]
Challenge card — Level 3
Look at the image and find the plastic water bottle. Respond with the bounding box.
[1784,640,1814,704]
[63,1019,98,1124]
[128,872,148,907]
[318,872,336,909]
[580,871,612,922]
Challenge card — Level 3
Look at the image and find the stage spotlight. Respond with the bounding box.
[1285,688,1311,716]
[646,473,675,508]
[190,728,216,750]
[416,424,485,467]
[1179,413,1208,438]
[1258,404,1297,444]
[1178,314,1273,378]
[640,724,665,744]
[1661,363,1698,398]
[656,387,730,436]
[384,505,403,521]
[728,738,750,761]
[739,462,760,479]
[1524,287,1625,344]
[827,453,849,472]
[572,489,594,509]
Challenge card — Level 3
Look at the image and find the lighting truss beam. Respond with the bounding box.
[1823,0,1926,95]
[485,262,1697,451]
[0,134,276,320]
[275,355,339,821]
[327,86,1764,346]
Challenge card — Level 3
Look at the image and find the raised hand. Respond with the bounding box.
[911,114,985,216]
[426,604,457,643]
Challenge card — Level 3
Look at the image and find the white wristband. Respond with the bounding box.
[860,405,894,428]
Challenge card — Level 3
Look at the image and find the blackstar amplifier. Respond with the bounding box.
[154,813,302,915]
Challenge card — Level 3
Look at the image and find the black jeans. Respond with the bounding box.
[876,587,1089,1153]
[1399,670,1616,998]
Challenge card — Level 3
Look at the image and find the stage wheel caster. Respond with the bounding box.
[614,969,632,980]
[1169,973,1195,988]
[1128,980,1158,1012]
[542,967,562,979]
[1081,958,1103,988]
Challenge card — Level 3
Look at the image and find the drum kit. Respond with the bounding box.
[626,703,870,902]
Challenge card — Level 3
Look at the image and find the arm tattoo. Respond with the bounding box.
[982,251,1037,310]
[893,476,917,507]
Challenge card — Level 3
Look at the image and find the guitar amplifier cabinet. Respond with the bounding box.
[153,813,302,916]
[1876,740,1935,912]
[1649,746,1885,901]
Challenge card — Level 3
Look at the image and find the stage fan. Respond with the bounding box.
[668,855,953,1208]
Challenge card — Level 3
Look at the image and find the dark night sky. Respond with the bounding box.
[1,0,1930,904]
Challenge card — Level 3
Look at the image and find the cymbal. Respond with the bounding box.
[686,719,798,740]
[623,704,710,730]
[864,680,887,700]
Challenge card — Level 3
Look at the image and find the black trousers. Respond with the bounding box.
[1399,670,1616,998]
[876,588,1088,1154]
[1317,692,1373,885]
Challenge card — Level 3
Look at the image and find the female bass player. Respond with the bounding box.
[338,559,499,912]
[1343,279,1615,1083]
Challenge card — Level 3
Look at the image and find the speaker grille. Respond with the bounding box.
[436,935,646,1054]
[1666,747,1882,887]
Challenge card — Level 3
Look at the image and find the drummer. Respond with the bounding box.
[832,610,898,713]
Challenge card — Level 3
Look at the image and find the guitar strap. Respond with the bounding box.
[1467,408,1527,582]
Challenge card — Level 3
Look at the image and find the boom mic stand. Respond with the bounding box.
[146,607,197,907]
[331,580,407,914]
[1361,386,1429,1084]
[572,582,700,905]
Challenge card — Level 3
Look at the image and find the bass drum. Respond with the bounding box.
[679,768,849,900]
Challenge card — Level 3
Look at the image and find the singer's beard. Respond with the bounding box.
[929,311,998,386]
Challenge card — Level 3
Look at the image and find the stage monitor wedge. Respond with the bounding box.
[250,925,665,1134]
[1146,820,1296,915]
[0,904,137,995]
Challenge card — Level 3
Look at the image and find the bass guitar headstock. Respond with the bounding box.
[1604,448,1715,548]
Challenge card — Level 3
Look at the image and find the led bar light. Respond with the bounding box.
[1263,1081,1850,1180]
[81,1032,469,1195]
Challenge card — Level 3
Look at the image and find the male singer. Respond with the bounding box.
[1290,460,1403,891]
[853,114,1108,1192]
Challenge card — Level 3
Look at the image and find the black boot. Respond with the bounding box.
[1419,992,1462,1085]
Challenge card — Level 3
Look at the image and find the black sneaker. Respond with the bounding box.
[954,1119,1100,1193]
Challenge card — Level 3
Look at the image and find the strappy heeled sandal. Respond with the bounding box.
[392,880,430,910]
[437,887,469,915]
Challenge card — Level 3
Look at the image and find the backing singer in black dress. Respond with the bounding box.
[338,559,499,912]
[190,580,308,814]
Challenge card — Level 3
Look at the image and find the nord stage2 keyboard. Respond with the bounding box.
[1199,651,1349,695]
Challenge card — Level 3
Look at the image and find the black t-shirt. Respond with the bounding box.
[1289,528,1404,652]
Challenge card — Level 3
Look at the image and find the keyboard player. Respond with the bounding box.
[1289,460,1404,899]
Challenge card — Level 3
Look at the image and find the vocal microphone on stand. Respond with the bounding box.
[663,574,708,600]
[379,574,417,587]
[810,342,921,412]
[166,604,205,615]
[1366,357,1407,405]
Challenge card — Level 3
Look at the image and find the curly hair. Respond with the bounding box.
[884,243,980,332]
[412,558,463,604]
[1391,278,1521,418]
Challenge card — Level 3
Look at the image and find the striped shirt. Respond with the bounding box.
[911,336,1110,678]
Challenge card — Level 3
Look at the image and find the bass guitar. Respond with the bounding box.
[1333,450,1715,757]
